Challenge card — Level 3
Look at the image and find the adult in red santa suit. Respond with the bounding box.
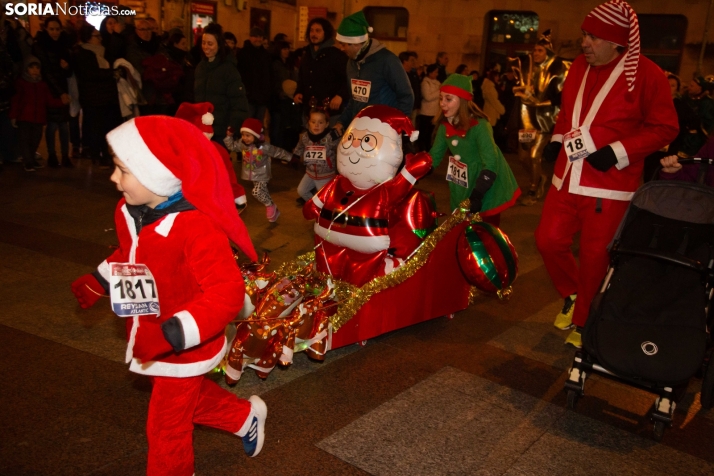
[534,0,678,348]
[303,105,432,287]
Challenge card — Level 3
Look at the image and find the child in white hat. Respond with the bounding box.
[71,116,266,475]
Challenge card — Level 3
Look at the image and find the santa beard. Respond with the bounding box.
[337,137,402,190]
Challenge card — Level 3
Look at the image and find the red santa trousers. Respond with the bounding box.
[146,375,251,476]
[535,184,629,327]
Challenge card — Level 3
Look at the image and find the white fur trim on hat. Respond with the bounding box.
[240,127,262,139]
[202,112,214,126]
[106,119,182,197]
[348,116,399,142]
[336,32,369,44]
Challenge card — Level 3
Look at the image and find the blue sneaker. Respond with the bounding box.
[242,395,267,457]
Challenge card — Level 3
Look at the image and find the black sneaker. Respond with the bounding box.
[296,197,306,207]
[24,165,36,172]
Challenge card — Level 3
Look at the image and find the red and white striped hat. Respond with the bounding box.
[581,0,640,92]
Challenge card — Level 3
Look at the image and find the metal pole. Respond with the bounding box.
[698,0,714,75]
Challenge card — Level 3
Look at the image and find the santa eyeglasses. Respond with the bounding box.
[342,132,378,152]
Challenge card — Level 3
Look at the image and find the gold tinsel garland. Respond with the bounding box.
[267,200,477,331]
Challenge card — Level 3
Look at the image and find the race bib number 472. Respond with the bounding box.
[303,145,326,163]
[351,79,371,103]
[109,263,160,317]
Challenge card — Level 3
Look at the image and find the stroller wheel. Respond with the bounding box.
[701,352,714,409]
[566,389,580,410]
[653,420,666,442]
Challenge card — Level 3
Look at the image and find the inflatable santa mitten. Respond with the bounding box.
[303,105,432,286]
[175,102,247,211]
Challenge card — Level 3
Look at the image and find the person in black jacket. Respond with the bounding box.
[293,17,348,127]
[0,18,21,165]
[74,23,121,168]
[236,27,272,122]
[33,16,74,167]
[194,22,249,146]
[99,15,126,66]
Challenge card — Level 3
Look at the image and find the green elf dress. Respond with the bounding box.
[430,117,521,215]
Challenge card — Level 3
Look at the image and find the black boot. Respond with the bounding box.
[47,153,59,168]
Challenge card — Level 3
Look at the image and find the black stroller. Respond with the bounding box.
[564,158,714,441]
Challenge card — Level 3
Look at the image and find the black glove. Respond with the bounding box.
[161,316,185,353]
[586,145,618,172]
[543,141,562,162]
[470,170,497,213]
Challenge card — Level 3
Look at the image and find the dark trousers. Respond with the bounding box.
[416,115,435,152]
[0,109,18,163]
[46,121,70,161]
[69,114,82,150]
[17,121,44,167]
[83,104,122,166]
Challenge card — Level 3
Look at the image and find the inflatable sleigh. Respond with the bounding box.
[221,106,518,383]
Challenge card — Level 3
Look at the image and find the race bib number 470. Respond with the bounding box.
[109,263,160,317]
[446,156,469,188]
[351,79,372,103]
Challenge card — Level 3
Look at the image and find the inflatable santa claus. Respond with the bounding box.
[303,105,433,287]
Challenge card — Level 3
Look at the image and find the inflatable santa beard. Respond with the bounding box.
[337,116,403,189]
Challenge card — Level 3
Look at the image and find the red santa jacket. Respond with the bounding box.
[303,167,423,254]
[96,200,245,377]
[551,53,678,200]
[212,141,247,205]
[9,77,65,124]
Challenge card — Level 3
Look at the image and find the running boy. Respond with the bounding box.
[292,105,339,206]
[70,116,266,476]
[224,118,291,222]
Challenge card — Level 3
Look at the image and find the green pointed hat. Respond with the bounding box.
[336,11,373,44]
[440,74,473,100]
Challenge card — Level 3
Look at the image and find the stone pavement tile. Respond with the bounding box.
[505,410,714,476]
[488,324,576,371]
[317,367,563,476]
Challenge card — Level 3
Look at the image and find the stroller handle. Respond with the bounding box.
[651,157,714,184]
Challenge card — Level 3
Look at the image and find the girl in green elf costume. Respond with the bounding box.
[430,74,520,226]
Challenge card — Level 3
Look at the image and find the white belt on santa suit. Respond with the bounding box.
[551,55,634,202]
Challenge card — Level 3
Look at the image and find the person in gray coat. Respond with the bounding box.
[193,22,249,146]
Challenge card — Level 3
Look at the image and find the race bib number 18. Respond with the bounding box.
[563,127,596,162]
[351,79,371,103]
[446,156,469,188]
[109,263,160,318]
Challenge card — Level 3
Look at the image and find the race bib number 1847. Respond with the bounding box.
[109,263,160,318]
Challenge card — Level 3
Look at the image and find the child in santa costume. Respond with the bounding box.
[303,105,432,287]
[429,74,520,226]
[70,116,266,476]
[535,0,678,348]
[175,101,248,212]
[224,118,292,222]
[292,103,339,206]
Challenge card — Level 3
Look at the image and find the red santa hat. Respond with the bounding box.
[350,105,419,143]
[175,102,215,136]
[106,116,258,261]
[240,118,264,141]
[581,0,640,92]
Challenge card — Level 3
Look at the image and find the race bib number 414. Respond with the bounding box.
[446,156,469,188]
[351,79,371,103]
[109,263,160,317]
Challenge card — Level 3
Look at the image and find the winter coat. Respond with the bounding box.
[194,54,249,143]
[420,76,441,117]
[32,30,73,122]
[481,77,505,126]
[223,137,291,182]
[236,40,272,106]
[294,39,349,116]
[95,199,245,377]
[9,75,65,123]
[338,39,414,127]
[101,31,127,66]
[430,118,520,214]
[293,130,338,180]
[73,45,118,108]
